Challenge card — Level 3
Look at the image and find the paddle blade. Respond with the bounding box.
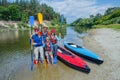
[60,14,64,24]
[53,56,58,64]
[38,13,43,24]
[29,16,34,27]
[30,61,34,71]
[30,52,34,71]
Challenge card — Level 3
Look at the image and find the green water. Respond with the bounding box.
[0,30,30,80]
[0,27,87,80]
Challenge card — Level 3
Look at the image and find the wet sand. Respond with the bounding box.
[82,28,120,80]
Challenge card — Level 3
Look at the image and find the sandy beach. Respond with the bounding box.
[82,28,120,80]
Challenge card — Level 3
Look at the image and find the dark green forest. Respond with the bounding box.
[70,7,120,32]
[0,0,66,24]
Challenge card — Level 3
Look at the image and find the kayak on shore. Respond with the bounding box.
[57,46,90,73]
[64,42,104,64]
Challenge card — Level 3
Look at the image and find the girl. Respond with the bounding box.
[44,37,53,64]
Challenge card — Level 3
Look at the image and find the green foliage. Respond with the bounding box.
[92,24,120,29]
[70,7,120,32]
[50,13,66,26]
[39,4,55,20]
[21,12,28,23]
[74,26,87,33]
[8,24,14,29]
[0,6,9,20]
[0,0,66,24]
[17,22,29,29]
[8,4,21,21]
[102,17,120,25]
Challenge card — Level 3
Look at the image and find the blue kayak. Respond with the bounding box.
[64,42,104,64]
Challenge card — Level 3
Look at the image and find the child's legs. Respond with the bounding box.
[49,51,53,64]
[45,51,50,63]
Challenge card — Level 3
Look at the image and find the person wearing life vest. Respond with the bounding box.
[42,26,49,59]
[50,28,59,57]
[31,28,44,64]
[42,26,48,43]
[43,37,53,64]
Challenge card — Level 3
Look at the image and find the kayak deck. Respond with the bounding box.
[57,46,90,73]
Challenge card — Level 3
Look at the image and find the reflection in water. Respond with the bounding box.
[0,30,19,43]
[0,27,87,80]
[0,30,30,80]
[64,27,84,46]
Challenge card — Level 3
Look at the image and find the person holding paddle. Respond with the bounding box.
[31,28,44,64]
[42,26,48,43]
[50,28,59,58]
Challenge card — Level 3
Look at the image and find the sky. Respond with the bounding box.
[10,0,120,23]
[39,0,120,23]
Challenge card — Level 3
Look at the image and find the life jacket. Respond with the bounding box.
[42,31,48,42]
[45,42,51,51]
[50,35,57,44]
[32,34,43,47]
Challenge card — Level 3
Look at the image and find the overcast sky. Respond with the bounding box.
[39,0,120,23]
[10,0,120,23]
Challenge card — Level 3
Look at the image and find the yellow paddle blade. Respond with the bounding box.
[38,13,43,24]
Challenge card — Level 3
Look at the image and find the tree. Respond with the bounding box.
[15,0,19,4]
[2,0,7,6]
[0,0,66,23]
[0,6,9,20]
[21,12,28,23]
[8,4,21,21]
[0,0,2,6]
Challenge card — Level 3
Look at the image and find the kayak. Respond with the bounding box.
[64,42,104,64]
[57,46,90,73]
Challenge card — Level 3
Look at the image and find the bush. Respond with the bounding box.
[102,17,120,25]
[17,22,29,29]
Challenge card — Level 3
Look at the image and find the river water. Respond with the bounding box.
[0,27,87,80]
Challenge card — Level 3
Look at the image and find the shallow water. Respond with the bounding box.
[0,27,87,80]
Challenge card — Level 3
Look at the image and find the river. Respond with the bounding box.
[0,27,87,80]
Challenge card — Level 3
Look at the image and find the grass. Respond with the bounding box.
[92,24,120,30]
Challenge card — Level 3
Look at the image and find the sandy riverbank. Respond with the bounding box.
[82,28,120,80]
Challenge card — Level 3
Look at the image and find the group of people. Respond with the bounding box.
[31,26,60,65]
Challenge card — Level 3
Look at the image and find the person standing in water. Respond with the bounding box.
[43,37,53,64]
[42,26,48,43]
[31,28,44,64]
[50,28,59,58]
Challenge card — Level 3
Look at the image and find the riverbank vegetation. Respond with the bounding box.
[0,0,66,37]
[70,7,120,32]
[0,0,66,27]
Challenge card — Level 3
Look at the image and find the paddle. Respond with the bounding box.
[59,14,64,44]
[60,14,64,33]
[59,14,64,45]
[53,15,64,64]
[38,13,47,68]
[29,16,34,71]
[38,13,43,31]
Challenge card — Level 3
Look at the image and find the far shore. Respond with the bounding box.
[0,20,51,31]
